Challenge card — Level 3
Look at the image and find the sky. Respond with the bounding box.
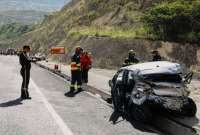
[0,0,71,12]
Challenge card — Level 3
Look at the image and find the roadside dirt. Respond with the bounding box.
[47,37,200,70]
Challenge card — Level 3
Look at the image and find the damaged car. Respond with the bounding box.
[109,61,197,122]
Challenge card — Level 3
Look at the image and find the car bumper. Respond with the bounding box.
[147,95,188,111]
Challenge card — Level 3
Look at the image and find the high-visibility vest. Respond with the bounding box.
[71,53,81,71]
[71,62,81,71]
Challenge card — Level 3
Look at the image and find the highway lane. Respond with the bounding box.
[0,56,161,135]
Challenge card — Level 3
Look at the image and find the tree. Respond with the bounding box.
[144,0,200,43]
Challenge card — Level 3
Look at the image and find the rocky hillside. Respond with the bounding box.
[15,0,200,70]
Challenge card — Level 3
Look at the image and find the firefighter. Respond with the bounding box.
[152,50,162,61]
[81,51,92,83]
[19,45,32,100]
[123,50,139,67]
[68,47,83,96]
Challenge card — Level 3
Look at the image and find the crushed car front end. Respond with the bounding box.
[128,62,196,116]
[110,61,197,122]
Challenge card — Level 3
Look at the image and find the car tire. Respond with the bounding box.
[181,98,197,117]
[130,104,152,123]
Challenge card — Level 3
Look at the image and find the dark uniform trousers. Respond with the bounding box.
[71,70,82,91]
[20,67,30,98]
[19,52,31,98]
[82,69,89,83]
[70,53,82,92]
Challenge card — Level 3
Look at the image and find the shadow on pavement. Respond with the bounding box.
[0,98,23,107]
[183,116,199,127]
[164,113,199,129]
[65,89,84,97]
[109,111,160,134]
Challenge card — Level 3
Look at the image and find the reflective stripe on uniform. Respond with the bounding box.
[71,62,81,71]
[71,62,77,64]
[70,84,75,88]
[77,85,81,88]
[71,67,78,71]
[71,63,77,68]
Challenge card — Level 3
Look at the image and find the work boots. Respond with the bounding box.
[77,88,83,93]
[65,87,75,97]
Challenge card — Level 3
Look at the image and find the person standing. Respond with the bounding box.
[81,51,92,83]
[152,50,162,61]
[68,47,83,96]
[19,45,32,100]
[123,50,139,67]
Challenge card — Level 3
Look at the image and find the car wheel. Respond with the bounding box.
[181,98,197,117]
[130,104,152,123]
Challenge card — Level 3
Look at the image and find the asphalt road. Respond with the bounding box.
[38,61,116,93]
[0,56,161,135]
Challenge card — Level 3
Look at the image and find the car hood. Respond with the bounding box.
[122,61,182,75]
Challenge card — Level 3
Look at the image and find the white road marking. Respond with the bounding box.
[48,70,70,83]
[95,94,101,98]
[30,78,74,135]
[85,91,112,107]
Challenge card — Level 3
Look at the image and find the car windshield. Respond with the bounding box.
[142,74,182,83]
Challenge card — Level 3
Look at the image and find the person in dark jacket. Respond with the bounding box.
[152,50,162,61]
[123,50,139,67]
[19,46,32,99]
[66,47,83,97]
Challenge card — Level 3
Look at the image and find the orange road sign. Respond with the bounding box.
[50,47,65,54]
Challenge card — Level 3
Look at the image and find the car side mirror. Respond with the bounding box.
[108,80,113,88]
[183,72,193,84]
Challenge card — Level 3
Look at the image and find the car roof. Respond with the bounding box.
[121,61,182,75]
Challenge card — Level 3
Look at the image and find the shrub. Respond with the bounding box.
[144,0,200,43]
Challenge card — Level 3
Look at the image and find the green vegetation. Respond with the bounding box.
[15,0,200,48]
[144,0,200,43]
[16,0,199,48]
[16,0,150,46]
[0,23,34,39]
[68,26,146,38]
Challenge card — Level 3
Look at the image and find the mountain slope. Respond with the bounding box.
[0,10,48,25]
[15,0,200,69]
[16,0,161,48]
[0,23,34,39]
